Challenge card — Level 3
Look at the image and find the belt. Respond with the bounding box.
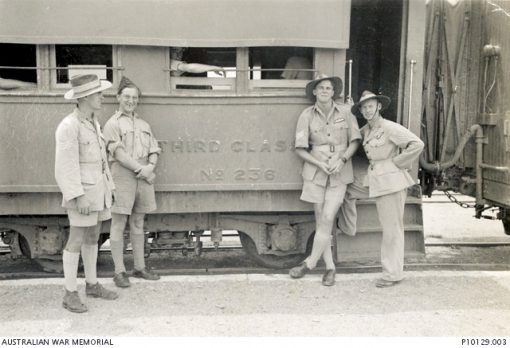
[312,144,344,153]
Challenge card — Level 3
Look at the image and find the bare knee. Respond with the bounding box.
[110,214,128,241]
[65,227,86,252]
[84,224,101,245]
[129,213,145,235]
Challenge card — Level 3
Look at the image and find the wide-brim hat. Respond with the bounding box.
[351,90,391,115]
[305,74,343,101]
[64,74,112,100]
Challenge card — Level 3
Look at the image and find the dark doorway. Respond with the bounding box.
[348,0,403,123]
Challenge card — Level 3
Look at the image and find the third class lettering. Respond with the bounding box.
[168,139,292,153]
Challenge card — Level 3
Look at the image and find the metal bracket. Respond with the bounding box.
[479,113,499,126]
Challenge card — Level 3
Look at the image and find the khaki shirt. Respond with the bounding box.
[295,101,361,187]
[361,117,424,197]
[103,111,161,163]
[54,109,114,211]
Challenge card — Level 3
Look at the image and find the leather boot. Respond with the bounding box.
[289,262,310,279]
[322,269,336,286]
[62,290,87,313]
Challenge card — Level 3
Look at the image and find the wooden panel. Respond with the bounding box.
[0,0,351,49]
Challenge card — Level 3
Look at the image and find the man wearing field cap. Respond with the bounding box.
[338,90,424,288]
[288,74,361,286]
[103,76,161,288]
[55,74,118,313]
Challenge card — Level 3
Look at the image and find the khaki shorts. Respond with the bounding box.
[111,165,157,215]
[67,208,111,227]
[300,179,347,204]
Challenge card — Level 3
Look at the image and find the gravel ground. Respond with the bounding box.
[1,271,510,336]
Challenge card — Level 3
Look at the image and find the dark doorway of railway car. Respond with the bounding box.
[348,0,403,126]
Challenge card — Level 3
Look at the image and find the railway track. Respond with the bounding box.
[1,242,509,280]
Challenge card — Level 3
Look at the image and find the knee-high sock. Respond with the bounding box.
[131,232,145,271]
[63,250,80,292]
[81,244,98,284]
[110,240,126,274]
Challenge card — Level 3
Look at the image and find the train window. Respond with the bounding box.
[53,45,113,85]
[169,47,236,91]
[249,47,314,90]
[0,43,37,90]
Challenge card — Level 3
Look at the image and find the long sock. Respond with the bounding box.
[81,244,98,284]
[63,250,80,292]
[131,233,145,271]
[110,240,126,274]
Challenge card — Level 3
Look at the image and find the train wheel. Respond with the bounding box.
[239,231,312,269]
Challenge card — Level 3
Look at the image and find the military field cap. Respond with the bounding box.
[351,90,391,114]
[64,74,112,100]
[305,73,343,101]
[117,76,141,96]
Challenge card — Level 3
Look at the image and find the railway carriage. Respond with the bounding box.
[0,0,506,271]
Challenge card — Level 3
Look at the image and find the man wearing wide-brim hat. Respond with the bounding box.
[338,90,424,288]
[288,74,361,286]
[55,74,118,313]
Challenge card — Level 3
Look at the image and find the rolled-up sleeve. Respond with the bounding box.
[348,113,362,142]
[55,120,83,202]
[148,129,162,156]
[389,123,425,169]
[103,117,124,157]
[295,110,310,149]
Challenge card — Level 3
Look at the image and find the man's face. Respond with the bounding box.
[85,91,104,111]
[117,87,139,114]
[313,80,334,103]
[360,99,380,121]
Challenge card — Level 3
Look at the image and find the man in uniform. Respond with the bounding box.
[55,74,118,313]
[288,74,361,286]
[338,90,424,287]
[103,76,161,288]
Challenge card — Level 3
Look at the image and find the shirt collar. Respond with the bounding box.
[312,100,341,120]
[115,110,139,119]
[73,108,95,125]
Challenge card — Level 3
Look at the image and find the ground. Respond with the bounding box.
[0,193,509,339]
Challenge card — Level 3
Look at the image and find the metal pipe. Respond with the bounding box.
[407,60,416,129]
[420,124,483,173]
[348,59,353,104]
[421,124,484,203]
[479,164,510,173]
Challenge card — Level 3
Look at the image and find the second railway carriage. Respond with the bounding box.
[0,0,427,270]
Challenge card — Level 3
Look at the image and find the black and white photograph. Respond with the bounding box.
[0,0,509,346]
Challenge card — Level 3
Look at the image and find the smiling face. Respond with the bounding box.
[360,98,381,121]
[313,80,335,104]
[117,86,140,114]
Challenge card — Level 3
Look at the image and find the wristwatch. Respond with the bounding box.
[340,156,348,163]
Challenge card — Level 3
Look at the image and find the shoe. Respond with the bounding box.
[133,267,160,280]
[289,262,309,279]
[113,272,131,288]
[375,278,401,288]
[322,269,336,286]
[62,290,87,313]
[86,282,119,300]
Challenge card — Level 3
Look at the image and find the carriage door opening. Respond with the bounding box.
[348,0,403,125]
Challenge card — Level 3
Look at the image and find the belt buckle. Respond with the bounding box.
[329,145,335,152]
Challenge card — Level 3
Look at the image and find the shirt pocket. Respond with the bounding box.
[366,131,387,148]
[330,120,348,142]
[78,132,101,163]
